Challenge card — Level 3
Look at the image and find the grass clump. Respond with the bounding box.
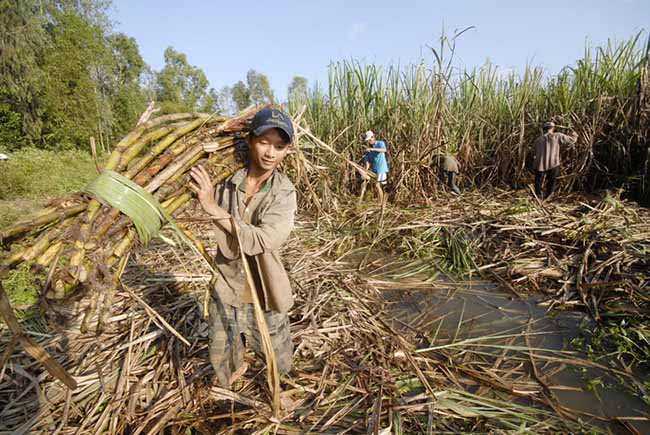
[0,148,98,201]
[401,226,478,276]
[2,262,41,308]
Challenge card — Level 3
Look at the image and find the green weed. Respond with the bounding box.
[2,262,41,307]
[0,148,98,201]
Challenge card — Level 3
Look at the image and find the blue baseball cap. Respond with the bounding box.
[250,108,294,143]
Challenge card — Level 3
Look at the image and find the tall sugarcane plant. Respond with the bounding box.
[293,32,650,204]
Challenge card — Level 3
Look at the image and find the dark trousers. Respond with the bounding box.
[208,296,293,386]
[534,166,560,199]
[439,168,461,194]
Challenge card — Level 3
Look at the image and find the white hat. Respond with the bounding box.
[363,130,375,142]
[0,152,8,161]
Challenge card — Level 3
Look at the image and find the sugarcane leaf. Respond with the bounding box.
[84,170,217,275]
[157,232,177,247]
[84,170,164,245]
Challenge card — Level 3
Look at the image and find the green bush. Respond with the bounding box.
[0,147,98,200]
[0,102,24,151]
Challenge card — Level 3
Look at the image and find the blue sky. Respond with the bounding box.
[111,0,649,101]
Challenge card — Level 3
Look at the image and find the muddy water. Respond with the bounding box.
[380,277,650,434]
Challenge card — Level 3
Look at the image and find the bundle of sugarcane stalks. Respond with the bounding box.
[0,108,256,405]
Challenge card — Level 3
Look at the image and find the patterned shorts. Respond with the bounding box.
[208,296,293,386]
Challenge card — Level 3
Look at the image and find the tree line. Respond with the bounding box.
[0,0,309,151]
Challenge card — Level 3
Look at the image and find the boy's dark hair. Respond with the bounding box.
[248,128,291,145]
[542,121,555,133]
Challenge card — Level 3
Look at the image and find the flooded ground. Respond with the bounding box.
[376,275,650,433]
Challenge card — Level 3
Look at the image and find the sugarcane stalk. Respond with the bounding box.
[3,111,250,325]
[92,135,213,240]
[68,114,151,284]
[95,255,129,334]
[124,118,209,180]
[89,208,122,243]
[107,229,136,267]
[105,113,210,170]
[36,241,64,267]
[231,217,281,417]
[215,105,258,134]
[116,125,185,172]
[157,148,237,200]
[79,253,115,332]
[0,281,77,390]
[80,285,101,334]
[169,133,200,155]
[97,128,195,233]
[23,232,57,262]
[131,137,201,187]
[202,136,236,153]
[144,144,206,193]
[0,203,87,243]
[101,161,241,257]
[3,223,63,268]
[165,152,205,185]
[96,152,236,240]
[163,162,244,217]
[66,199,106,286]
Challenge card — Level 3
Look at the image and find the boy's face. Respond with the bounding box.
[248,128,292,172]
[366,136,377,145]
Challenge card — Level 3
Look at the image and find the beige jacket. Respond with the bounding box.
[442,155,459,173]
[211,168,297,314]
[534,132,576,172]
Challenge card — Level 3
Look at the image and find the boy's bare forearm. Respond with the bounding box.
[206,205,236,235]
[213,215,235,235]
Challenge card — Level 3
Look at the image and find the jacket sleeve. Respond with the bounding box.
[558,133,577,146]
[235,188,297,256]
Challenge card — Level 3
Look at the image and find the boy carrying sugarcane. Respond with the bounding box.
[189,108,296,387]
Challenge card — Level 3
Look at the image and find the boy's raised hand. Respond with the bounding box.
[189,165,220,217]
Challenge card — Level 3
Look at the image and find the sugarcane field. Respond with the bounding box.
[1,3,650,434]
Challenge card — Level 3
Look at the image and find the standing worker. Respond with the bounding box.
[189,108,297,388]
[438,154,461,195]
[361,130,389,204]
[533,121,578,199]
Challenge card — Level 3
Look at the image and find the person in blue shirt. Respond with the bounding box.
[361,130,389,204]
